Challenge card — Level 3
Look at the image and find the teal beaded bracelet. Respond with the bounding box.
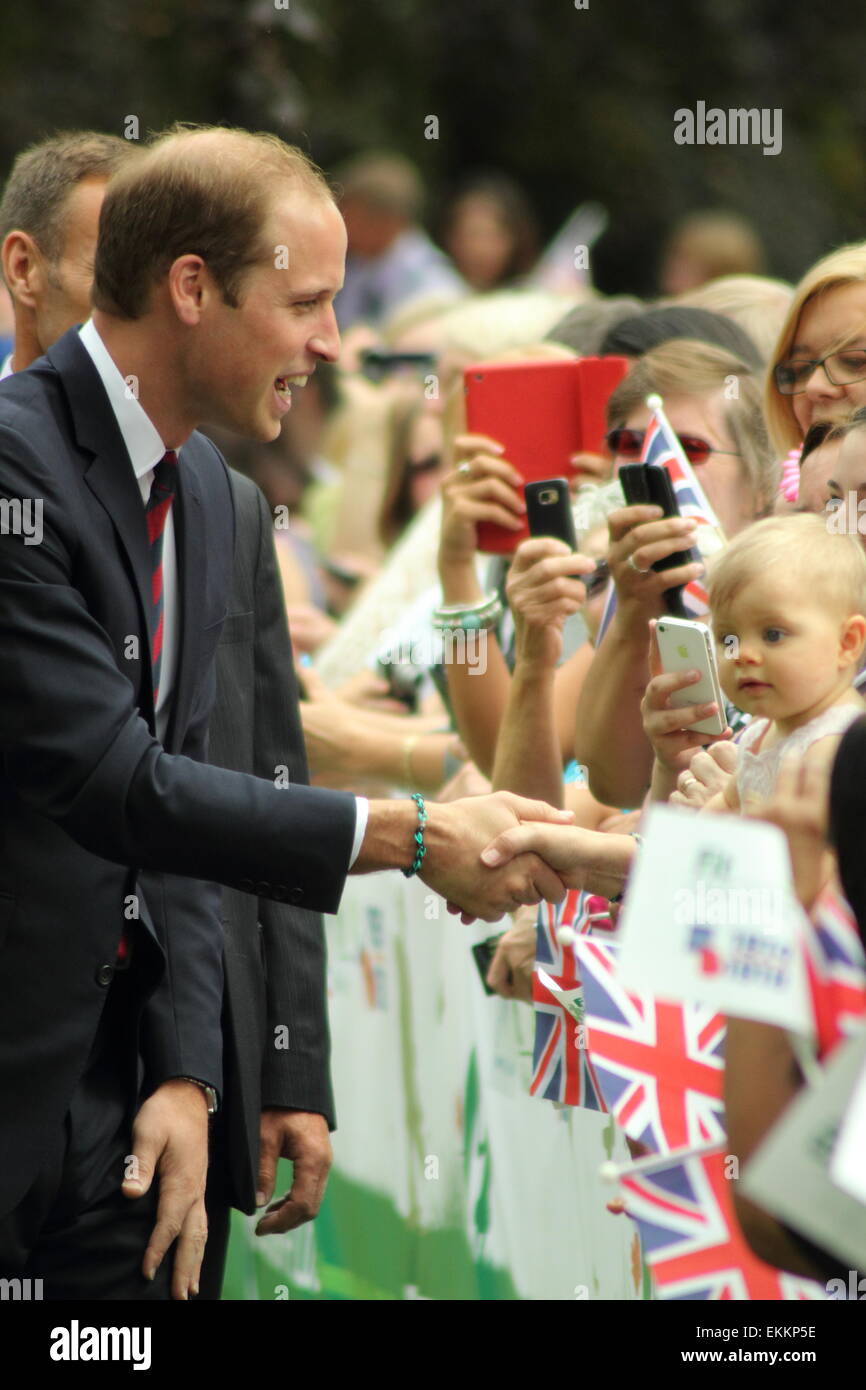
[402,792,428,878]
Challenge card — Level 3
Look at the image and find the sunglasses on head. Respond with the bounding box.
[605,427,740,466]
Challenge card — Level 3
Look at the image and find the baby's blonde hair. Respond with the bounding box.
[708,513,866,621]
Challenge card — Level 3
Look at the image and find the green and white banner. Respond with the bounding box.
[224,875,646,1301]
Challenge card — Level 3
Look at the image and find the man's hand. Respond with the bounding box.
[421,792,573,923]
[122,1079,209,1300]
[255,1109,332,1237]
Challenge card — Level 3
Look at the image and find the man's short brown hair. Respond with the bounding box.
[0,131,137,263]
[92,124,335,320]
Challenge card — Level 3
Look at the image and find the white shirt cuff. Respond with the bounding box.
[348,796,369,869]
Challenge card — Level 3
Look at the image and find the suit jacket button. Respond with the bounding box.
[287,887,303,905]
[96,963,115,987]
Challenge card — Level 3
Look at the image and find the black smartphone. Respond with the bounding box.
[359,349,437,383]
[525,477,578,550]
[618,463,692,617]
[526,477,610,598]
[472,935,510,996]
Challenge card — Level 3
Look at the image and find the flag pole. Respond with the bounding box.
[644,391,725,536]
[599,1138,724,1186]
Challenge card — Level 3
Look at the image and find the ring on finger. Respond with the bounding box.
[681,773,699,791]
[457,462,472,477]
[627,551,651,574]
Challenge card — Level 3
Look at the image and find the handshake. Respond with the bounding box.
[358,791,633,919]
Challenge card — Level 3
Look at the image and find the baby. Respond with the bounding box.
[708,513,866,809]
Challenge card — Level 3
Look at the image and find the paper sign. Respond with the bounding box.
[616,805,812,1032]
[741,1029,866,1280]
[831,1049,866,1205]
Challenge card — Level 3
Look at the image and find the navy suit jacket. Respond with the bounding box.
[0,328,356,1216]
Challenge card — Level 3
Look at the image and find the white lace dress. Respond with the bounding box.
[736,703,863,802]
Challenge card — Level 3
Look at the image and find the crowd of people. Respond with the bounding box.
[0,127,864,1302]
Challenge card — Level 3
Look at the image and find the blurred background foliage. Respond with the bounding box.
[3,0,866,292]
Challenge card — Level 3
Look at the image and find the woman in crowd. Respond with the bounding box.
[573,339,776,807]
[440,174,540,293]
[765,242,866,479]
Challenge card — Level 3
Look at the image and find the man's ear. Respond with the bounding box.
[1,230,46,308]
[166,254,209,326]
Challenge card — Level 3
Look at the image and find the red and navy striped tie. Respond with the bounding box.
[117,450,177,969]
[145,449,178,707]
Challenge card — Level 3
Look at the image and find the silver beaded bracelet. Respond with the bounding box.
[432,592,503,632]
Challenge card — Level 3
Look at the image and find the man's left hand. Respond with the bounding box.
[255,1109,332,1236]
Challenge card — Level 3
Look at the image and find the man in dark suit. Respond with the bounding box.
[0,124,569,1299]
[1,131,337,1297]
[199,469,339,1293]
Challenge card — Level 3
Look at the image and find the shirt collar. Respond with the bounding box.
[78,319,167,480]
[0,352,13,381]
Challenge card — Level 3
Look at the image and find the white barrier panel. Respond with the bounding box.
[224,874,645,1300]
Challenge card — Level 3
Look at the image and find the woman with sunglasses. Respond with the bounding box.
[573,339,777,807]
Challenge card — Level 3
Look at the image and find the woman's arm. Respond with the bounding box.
[574,505,703,805]
[491,539,596,804]
[437,435,523,776]
[725,1018,828,1279]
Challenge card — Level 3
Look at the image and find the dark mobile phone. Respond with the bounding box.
[526,477,608,598]
[618,463,693,618]
[583,558,610,598]
[472,935,510,996]
[376,656,424,711]
[359,349,437,383]
[525,477,578,550]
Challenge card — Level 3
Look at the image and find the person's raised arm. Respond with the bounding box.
[574,504,701,805]
[491,536,594,805]
[436,433,521,776]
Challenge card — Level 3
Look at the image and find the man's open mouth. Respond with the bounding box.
[274,374,309,401]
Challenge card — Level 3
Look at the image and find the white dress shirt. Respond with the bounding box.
[78,319,179,743]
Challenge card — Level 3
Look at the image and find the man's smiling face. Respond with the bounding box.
[186,190,346,442]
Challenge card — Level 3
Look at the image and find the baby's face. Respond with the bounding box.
[713,569,853,725]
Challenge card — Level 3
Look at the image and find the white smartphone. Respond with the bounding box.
[655,617,727,738]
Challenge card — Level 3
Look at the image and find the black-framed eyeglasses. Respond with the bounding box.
[773,349,866,395]
[605,427,740,466]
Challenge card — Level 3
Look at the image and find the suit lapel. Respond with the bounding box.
[47,331,158,726]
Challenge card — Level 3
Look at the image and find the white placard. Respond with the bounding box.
[617,805,812,1032]
[741,1029,866,1281]
[831,1051,866,1205]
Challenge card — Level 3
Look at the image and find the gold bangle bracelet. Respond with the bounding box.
[401,734,421,787]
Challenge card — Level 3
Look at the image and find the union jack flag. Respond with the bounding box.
[575,936,726,1152]
[530,890,610,1108]
[804,882,866,1059]
[640,400,726,613]
[621,1146,827,1301]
